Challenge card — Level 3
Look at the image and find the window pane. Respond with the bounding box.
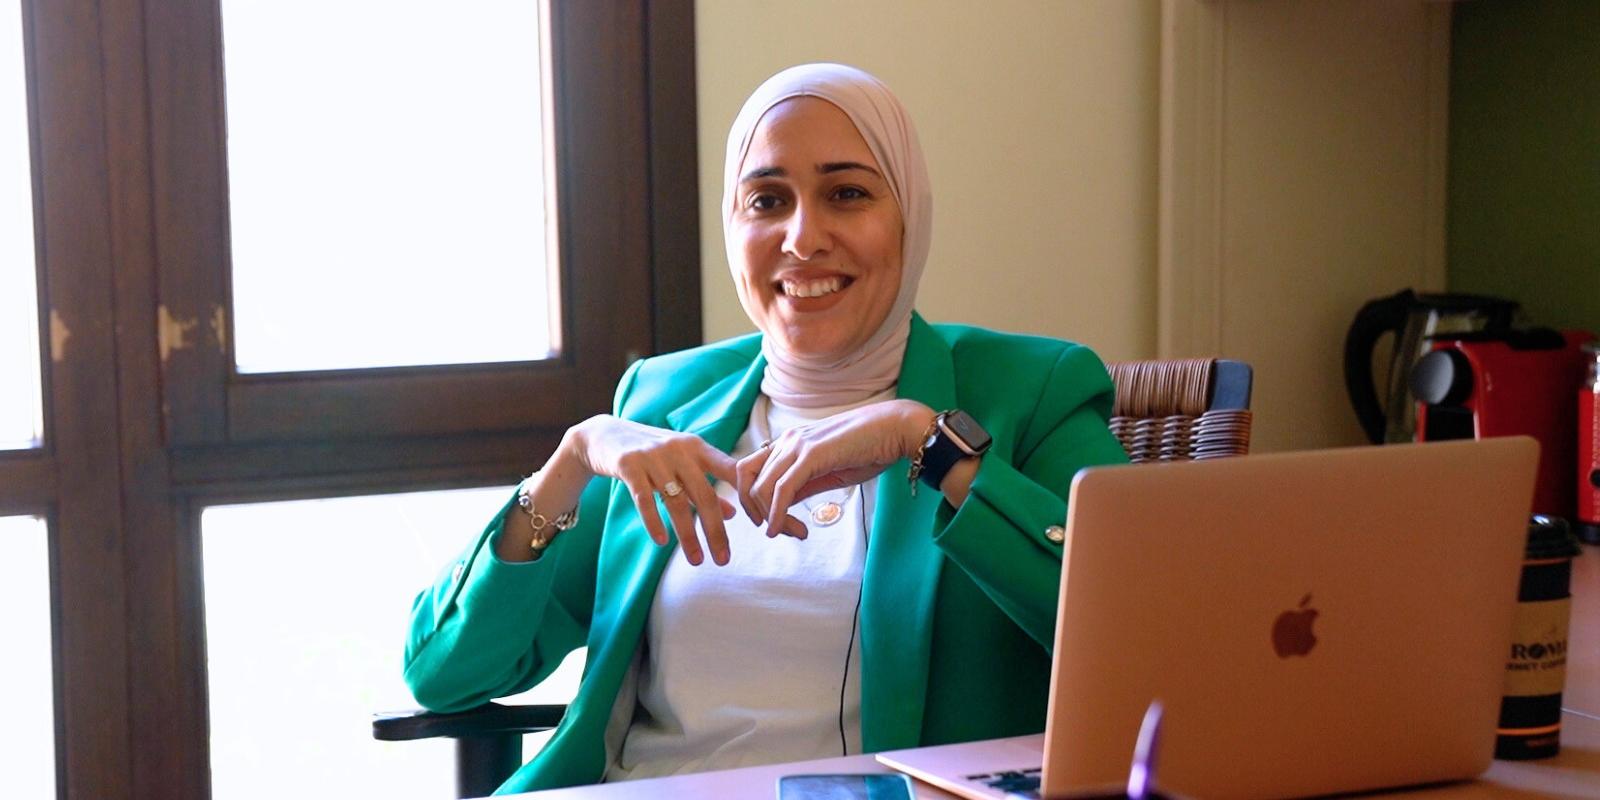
[0,516,56,799]
[221,1,554,374]
[202,487,583,799]
[0,1,42,450]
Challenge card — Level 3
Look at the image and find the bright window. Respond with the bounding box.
[0,516,55,799]
[202,487,583,799]
[220,0,554,374]
[1,0,42,451]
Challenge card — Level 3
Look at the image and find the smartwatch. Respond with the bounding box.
[917,409,993,490]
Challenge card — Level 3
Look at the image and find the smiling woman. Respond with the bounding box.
[403,63,1130,795]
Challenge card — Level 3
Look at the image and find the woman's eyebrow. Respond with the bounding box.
[818,161,881,177]
[739,162,883,183]
[740,166,785,182]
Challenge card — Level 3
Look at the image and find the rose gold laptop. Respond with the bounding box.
[877,438,1539,799]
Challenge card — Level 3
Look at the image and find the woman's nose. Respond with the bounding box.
[781,202,831,261]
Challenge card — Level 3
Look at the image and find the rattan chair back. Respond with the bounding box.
[1105,358,1253,463]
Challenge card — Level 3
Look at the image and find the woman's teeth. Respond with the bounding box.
[781,277,845,298]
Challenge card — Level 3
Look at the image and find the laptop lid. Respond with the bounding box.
[1041,438,1537,799]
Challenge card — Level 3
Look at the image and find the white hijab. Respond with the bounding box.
[722,63,933,408]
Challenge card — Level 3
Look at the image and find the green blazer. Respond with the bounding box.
[404,314,1128,795]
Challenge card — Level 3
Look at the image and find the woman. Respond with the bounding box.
[404,63,1128,794]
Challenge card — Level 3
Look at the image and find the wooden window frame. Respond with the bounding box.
[2,1,700,797]
[144,0,698,476]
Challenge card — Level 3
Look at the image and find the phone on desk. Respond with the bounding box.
[777,773,916,800]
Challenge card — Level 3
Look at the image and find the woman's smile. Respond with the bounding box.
[777,274,853,300]
[774,271,859,317]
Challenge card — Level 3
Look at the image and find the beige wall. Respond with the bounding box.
[695,0,1162,362]
[1159,0,1450,451]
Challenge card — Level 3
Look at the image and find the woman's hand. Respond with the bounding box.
[735,399,936,539]
[570,415,738,566]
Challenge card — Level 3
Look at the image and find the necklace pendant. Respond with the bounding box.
[810,501,844,527]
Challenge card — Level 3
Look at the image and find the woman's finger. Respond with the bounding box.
[793,471,852,502]
[622,472,670,546]
[765,461,812,540]
[749,440,801,524]
[699,442,759,525]
[657,477,705,566]
[735,446,772,525]
[682,475,731,566]
[772,511,809,541]
[637,452,704,565]
[699,446,739,486]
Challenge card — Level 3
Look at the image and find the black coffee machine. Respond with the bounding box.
[1344,289,1519,444]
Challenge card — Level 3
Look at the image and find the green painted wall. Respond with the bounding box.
[1448,0,1600,334]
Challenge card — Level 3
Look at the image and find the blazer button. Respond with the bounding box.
[1044,525,1066,543]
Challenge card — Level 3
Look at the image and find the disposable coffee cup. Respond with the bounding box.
[1495,515,1583,760]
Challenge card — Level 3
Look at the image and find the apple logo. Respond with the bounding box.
[1272,593,1319,658]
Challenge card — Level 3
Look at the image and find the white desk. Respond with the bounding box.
[509,546,1600,799]
[506,721,1598,799]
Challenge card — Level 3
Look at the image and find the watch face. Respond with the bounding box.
[941,410,992,454]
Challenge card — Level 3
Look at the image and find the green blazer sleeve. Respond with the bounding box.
[401,361,644,712]
[932,340,1127,649]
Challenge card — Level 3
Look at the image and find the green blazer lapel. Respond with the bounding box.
[861,313,955,751]
[666,353,768,452]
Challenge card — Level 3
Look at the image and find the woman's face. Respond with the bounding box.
[729,97,904,362]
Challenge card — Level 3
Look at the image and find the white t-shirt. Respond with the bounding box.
[604,390,892,781]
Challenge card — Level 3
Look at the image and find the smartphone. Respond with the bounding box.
[776,772,917,800]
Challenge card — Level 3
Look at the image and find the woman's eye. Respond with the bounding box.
[832,186,868,202]
[748,193,783,211]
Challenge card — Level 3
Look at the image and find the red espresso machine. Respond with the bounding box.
[1411,329,1597,520]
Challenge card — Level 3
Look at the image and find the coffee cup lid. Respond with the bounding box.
[1526,515,1582,560]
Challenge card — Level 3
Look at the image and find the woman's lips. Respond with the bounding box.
[775,275,853,311]
[778,275,851,298]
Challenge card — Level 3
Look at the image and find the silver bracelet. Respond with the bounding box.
[516,478,579,554]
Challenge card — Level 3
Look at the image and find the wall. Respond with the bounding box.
[1159,0,1452,452]
[694,0,1161,362]
[1447,0,1600,334]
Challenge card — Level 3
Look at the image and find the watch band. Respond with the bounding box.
[913,409,993,491]
[918,425,970,490]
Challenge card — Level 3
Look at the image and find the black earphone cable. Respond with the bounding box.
[838,496,868,756]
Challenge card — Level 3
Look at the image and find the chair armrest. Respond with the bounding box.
[372,702,568,741]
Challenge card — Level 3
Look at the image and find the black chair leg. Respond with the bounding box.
[455,733,521,799]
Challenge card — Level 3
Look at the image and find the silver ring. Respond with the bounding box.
[662,480,684,498]
[758,439,773,450]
